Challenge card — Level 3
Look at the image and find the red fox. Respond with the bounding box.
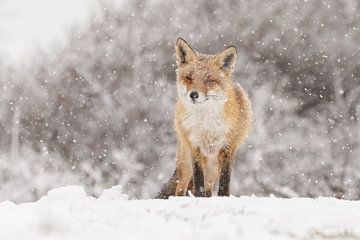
[157,38,252,198]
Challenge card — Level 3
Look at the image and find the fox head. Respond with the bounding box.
[175,38,237,104]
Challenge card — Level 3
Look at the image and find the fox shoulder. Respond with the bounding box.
[233,82,253,136]
[222,81,253,146]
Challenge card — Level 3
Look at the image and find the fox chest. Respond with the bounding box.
[181,102,228,156]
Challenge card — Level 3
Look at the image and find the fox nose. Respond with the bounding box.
[190,91,199,102]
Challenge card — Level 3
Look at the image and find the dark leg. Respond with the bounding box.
[218,150,232,196]
[155,169,177,199]
[193,160,204,197]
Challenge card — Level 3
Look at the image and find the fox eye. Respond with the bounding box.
[185,76,192,81]
[206,79,217,84]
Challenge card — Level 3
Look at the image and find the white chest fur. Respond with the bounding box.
[182,98,228,158]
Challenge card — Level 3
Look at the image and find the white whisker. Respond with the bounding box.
[206,94,226,99]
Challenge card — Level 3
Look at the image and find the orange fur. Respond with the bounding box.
[174,38,252,197]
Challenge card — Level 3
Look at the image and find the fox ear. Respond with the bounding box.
[216,46,237,71]
[175,38,197,66]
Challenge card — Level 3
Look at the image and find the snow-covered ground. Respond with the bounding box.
[1,186,360,240]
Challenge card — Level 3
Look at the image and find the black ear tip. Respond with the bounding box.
[226,45,237,54]
[176,37,187,45]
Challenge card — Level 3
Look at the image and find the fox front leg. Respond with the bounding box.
[192,159,205,197]
[175,143,193,196]
[191,148,206,197]
[175,165,193,196]
[218,149,234,196]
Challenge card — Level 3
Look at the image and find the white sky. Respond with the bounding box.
[0,0,96,63]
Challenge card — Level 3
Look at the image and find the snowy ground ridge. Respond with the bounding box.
[1,185,360,240]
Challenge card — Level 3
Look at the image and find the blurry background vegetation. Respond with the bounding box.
[1,0,360,202]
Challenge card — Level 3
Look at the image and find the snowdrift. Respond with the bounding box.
[1,185,359,240]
